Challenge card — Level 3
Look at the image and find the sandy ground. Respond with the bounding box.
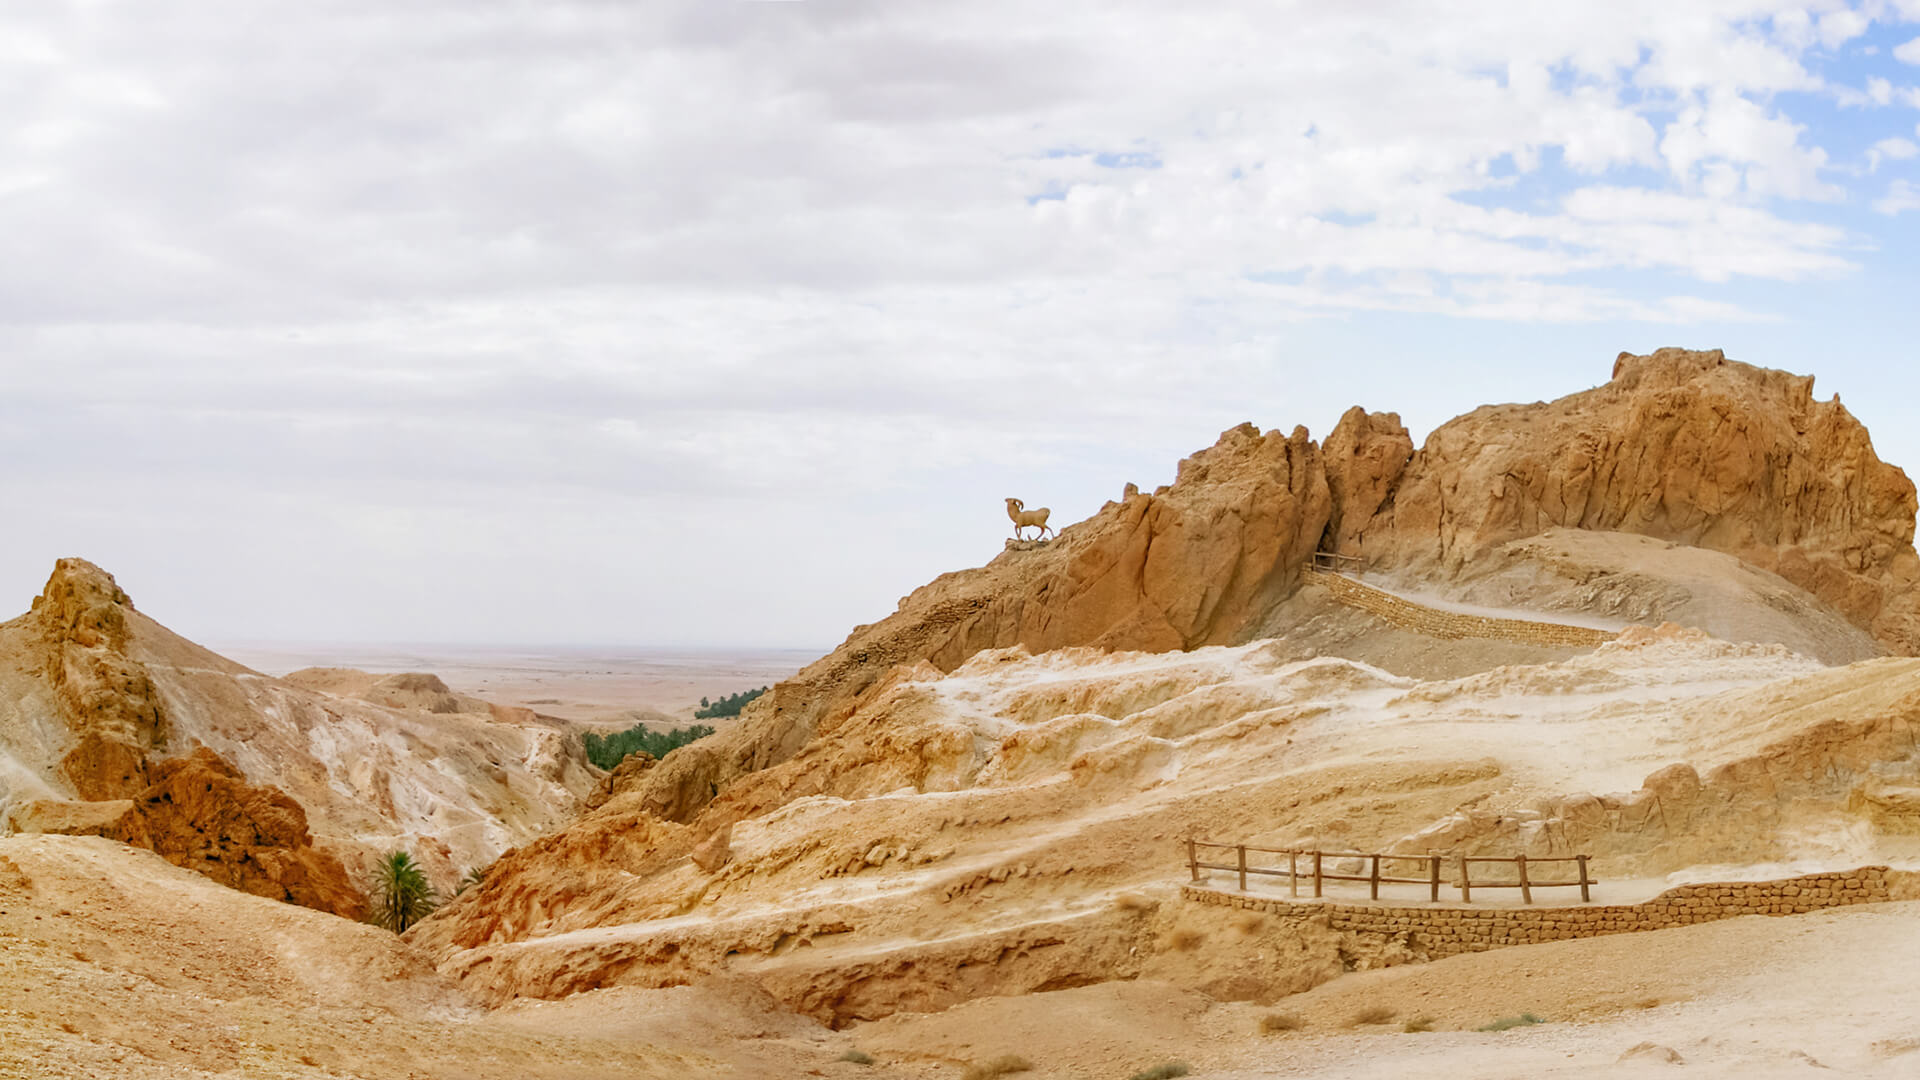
[0,835,868,1080]
[1351,574,1632,633]
[839,901,1920,1079]
[210,643,816,725]
[10,832,1919,1079]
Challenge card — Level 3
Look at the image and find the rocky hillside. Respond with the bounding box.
[408,347,1920,1023]
[411,626,1920,1023]
[616,348,1913,829]
[0,559,600,909]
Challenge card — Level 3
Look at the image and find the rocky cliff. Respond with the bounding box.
[1352,349,1920,651]
[0,559,600,911]
[624,348,1918,828]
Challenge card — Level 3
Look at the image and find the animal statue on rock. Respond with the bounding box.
[1005,497,1054,541]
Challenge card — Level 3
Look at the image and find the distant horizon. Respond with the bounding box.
[204,640,835,669]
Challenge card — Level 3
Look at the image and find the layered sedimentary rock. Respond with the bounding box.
[624,348,1918,829]
[0,559,599,909]
[1358,349,1920,651]
[7,747,363,915]
[413,623,1920,1021]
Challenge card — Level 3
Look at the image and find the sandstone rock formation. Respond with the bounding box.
[31,558,171,800]
[621,348,1917,829]
[1359,349,1920,652]
[0,559,600,908]
[411,621,1920,1022]
[405,348,1920,1023]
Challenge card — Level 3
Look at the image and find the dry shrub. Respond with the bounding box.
[1167,928,1205,952]
[1634,998,1661,1009]
[1113,893,1155,913]
[1258,1012,1304,1035]
[1350,1005,1396,1027]
[1403,1017,1435,1033]
[1125,1064,1190,1080]
[960,1055,1034,1080]
[838,1049,874,1065]
[1477,1013,1545,1032]
[1234,913,1266,934]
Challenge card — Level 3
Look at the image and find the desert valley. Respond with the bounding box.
[7,348,1920,1078]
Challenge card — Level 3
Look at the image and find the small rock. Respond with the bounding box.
[1617,1042,1684,1064]
[690,822,733,873]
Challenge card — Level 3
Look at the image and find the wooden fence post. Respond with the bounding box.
[1577,855,1591,903]
[1369,854,1381,900]
[1313,851,1323,898]
[1187,839,1199,883]
[1517,853,1532,905]
[1458,854,1471,903]
[1289,850,1298,898]
[1429,855,1441,903]
[1237,845,1248,892]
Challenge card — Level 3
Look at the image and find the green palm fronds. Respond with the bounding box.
[367,850,438,932]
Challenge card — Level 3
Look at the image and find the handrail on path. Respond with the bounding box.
[1185,839,1594,905]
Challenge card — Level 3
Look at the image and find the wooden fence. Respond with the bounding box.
[1311,551,1366,574]
[1186,840,1594,905]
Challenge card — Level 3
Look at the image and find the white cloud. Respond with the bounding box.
[1876,178,1920,213]
[1658,93,1842,200]
[1819,8,1872,48]
[1869,136,1920,170]
[1896,35,1920,63]
[0,0,1913,645]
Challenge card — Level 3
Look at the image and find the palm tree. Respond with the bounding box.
[455,865,488,896]
[368,851,438,932]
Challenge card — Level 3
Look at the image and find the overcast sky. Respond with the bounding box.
[6,1,1920,649]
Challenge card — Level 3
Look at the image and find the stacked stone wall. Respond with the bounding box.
[1305,569,1618,648]
[1184,867,1889,958]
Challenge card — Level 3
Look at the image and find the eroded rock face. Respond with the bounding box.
[629,349,1920,828]
[135,748,363,916]
[630,423,1337,824]
[32,559,171,799]
[1369,349,1920,650]
[1,557,598,914]
[1321,406,1414,559]
[8,747,363,916]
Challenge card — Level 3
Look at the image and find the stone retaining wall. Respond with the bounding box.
[1306,569,1618,648]
[1184,867,1890,957]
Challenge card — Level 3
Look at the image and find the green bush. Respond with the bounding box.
[838,1049,874,1065]
[583,722,715,771]
[695,686,768,719]
[367,851,438,932]
[1125,1064,1189,1080]
[1477,1013,1545,1032]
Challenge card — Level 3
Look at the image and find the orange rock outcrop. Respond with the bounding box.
[33,557,171,799]
[133,748,363,916]
[1361,349,1920,650]
[6,560,363,916]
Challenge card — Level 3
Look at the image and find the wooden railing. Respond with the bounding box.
[1185,840,1594,905]
[1311,551,1366,574]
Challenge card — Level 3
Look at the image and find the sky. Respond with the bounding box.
[6,0,1920,650]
